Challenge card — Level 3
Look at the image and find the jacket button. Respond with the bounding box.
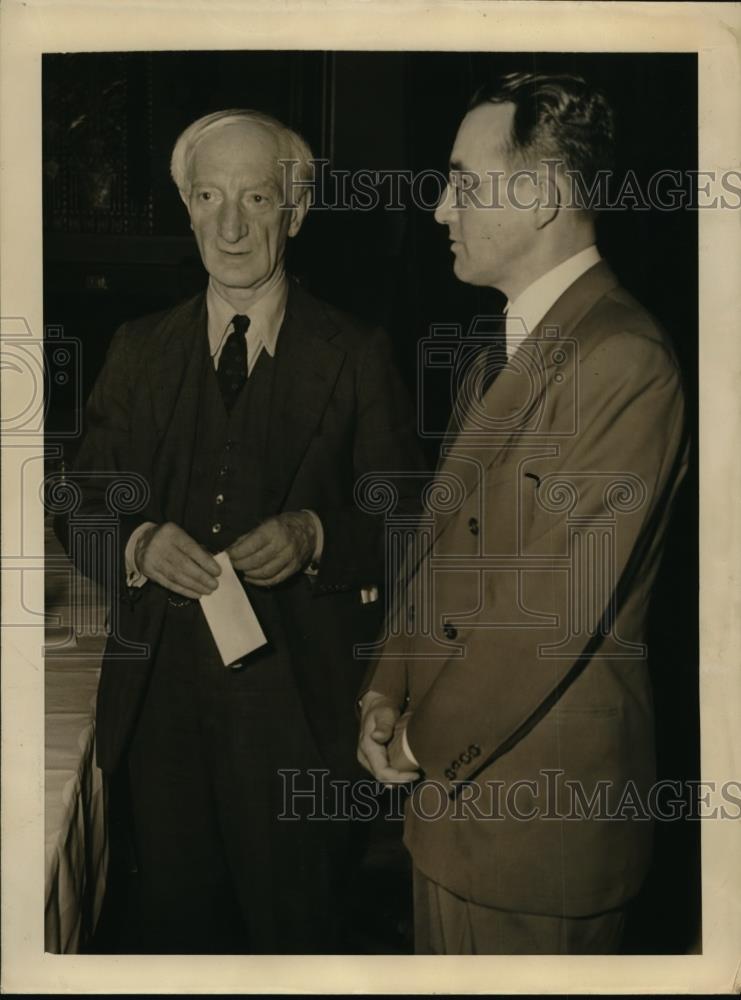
[211,523,222,534]
[219,466,230,477]
[215,493,224,505]
[443,623,457,640]
[468,517,479,535]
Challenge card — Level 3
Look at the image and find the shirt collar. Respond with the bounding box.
[504,245,602,359]
[206,273,288,372]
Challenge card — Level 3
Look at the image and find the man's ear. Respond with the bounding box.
[534,164,561,230]
[287,191,310,239]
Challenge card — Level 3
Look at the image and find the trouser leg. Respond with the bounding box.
[126,610,246,954]
[127,600,357,955]
[203,653,347,954]
[412,866,625,955]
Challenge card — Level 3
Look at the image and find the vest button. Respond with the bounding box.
[219,466,229,477]
[215,493,224,505]
[211,523,222,534]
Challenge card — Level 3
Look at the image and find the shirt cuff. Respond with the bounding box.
[301,509,324,575]
[401,723,419,768]
[125,521,157,588]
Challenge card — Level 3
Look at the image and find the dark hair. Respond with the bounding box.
[469,72,615,196]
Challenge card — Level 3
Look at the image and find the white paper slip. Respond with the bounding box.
[199,551,267,667]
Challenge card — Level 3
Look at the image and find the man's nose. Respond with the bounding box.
[218,200,248,243]
[434,182,455,226]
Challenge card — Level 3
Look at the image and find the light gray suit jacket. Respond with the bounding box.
[362,261,689,916]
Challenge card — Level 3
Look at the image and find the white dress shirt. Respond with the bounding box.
[504,244,602,360]
[401,244,602,769]
[206,273,287,373]
[124,272,324,586]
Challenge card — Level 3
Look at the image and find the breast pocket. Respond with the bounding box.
[519,469,542,538]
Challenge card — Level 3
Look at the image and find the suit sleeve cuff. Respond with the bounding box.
[125,521,156,588]
[301,509,324,575]
[401,723,420,768]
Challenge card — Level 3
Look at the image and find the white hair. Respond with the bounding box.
[170,108,315,205]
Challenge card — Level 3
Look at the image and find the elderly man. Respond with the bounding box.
[358,73,689,954]
[56,109,425,954]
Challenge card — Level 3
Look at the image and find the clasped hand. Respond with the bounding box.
[357,691,420,784]
[135,512,316,598]
[227,511,316,586]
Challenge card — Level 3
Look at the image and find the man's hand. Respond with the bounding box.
[387,711,418,773]
[357,691,420,784]
[135,522,221,598]
[227,512,316,587]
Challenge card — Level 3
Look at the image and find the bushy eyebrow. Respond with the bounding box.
[190,174,281,192]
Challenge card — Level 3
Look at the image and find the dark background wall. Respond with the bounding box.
[43,50,699,953]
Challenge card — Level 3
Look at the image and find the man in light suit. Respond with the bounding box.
[54,109,425,953]
[358,73,689,953]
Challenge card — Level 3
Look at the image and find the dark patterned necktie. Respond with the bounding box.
[217,314,250,413]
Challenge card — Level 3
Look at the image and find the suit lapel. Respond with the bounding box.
[145,292,210,523]
[428,260,621,551]
[262,282,346,512]
[147,293,208,432]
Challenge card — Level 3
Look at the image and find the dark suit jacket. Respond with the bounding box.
[362,261,689,916]
[56,278,426,777]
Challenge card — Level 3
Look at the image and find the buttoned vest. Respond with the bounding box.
[182,345,275,553]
